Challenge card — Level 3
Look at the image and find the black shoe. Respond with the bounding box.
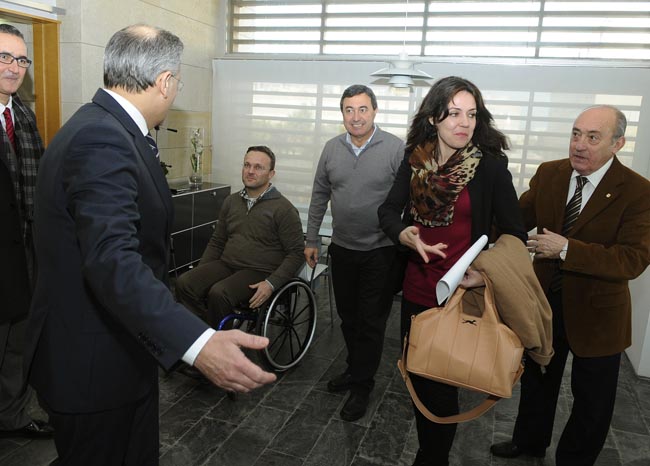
[327,372,353,393]
[340,392,369,422]
[411,449,434,466]
[490,441,545,458]
[0,419,54,439]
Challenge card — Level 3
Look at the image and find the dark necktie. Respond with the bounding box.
[3,107,16,150]
[145,133,159,159]
[550,175,587,292]
[562,176,587,236]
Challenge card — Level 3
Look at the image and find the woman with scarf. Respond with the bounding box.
[378,76,527,466]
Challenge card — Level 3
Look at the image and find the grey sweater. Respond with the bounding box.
[306,127,405,251]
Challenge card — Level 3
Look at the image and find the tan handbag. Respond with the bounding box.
[397,275,524,424]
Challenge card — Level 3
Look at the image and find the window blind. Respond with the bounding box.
[229,1,650,62]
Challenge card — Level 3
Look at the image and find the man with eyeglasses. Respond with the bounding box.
[175,145,304,330]
[26,25,276,464]
[0,24,54,440]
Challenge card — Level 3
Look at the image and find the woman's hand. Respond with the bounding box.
[398,226,447,263]
[459,266,485,289]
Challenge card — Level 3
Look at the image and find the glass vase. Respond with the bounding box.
[189,127,204,188]
[189,160,202,187]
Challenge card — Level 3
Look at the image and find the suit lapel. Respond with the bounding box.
[91,90,173,232]
[0,145,13,183]
[550,160,573,233]
[571,157,624,236]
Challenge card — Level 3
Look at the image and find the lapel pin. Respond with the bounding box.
[606,193,611,198]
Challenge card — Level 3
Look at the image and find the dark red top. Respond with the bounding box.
[403,188,472,307]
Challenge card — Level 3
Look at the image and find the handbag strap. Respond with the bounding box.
[398,357,523,424]
[398,328,524,424]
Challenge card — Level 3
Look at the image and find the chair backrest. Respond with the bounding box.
[297,262,328,286]
[299,233,331,287]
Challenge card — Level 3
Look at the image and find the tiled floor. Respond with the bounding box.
[2,286,650,466]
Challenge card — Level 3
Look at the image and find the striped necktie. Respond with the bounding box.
[550,175,587,292]
[562,176,587,236]
[3,107,16,150]
[145,133,159,159]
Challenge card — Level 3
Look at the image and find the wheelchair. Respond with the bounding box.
[217,275,318,372]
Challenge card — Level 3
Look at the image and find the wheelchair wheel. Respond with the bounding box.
[256,279,317,371]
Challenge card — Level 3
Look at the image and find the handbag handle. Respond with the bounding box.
[438,274,500,326]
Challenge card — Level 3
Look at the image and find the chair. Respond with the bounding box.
[298,236,334,327]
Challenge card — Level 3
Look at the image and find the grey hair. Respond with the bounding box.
[103,24,183,93]
[0,24,25,40]
[582,104,627,142]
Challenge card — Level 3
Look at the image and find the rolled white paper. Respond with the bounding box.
[435,234,488,305]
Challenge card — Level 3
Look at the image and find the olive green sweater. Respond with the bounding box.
[199,187,304,289]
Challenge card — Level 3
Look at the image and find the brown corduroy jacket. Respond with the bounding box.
[520,157,650,357]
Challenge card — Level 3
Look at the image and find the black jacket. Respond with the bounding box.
[378,151,527,246]
[25,89,208,413]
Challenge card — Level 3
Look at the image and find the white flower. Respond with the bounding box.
[190,128,204,172]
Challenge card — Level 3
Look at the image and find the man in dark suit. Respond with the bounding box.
[0,24,53,439]
[491,105,650,465]
[26,24,275,465]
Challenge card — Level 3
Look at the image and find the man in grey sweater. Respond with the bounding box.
[305,85,404,421]
[176,146,304,328]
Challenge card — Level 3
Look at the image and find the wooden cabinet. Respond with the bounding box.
[170,183,230,272]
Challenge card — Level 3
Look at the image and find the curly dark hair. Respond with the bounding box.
[406,76,509,159]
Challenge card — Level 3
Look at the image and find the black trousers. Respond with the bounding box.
[512,290,621,466]
[45,385,159,466]
[402,298,457,466]
[329,243,396,394]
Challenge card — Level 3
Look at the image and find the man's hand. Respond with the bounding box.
[193,330,276,393]
[249,280,273,309]
[304,247,319,268]
[398,226,448,263]
[528,228,567,259]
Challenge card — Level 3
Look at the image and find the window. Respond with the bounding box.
[229,1,650,62]
[212,59,646,233]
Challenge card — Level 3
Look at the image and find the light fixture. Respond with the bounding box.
[370,0,432,89]
[371,51,432,88]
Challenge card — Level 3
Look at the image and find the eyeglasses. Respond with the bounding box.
[170,75,184,92]
[243,162,269,172]
[0,52,31,69]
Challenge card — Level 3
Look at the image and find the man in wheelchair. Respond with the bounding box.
[175,146,304,329]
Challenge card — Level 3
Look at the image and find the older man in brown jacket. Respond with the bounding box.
[491,105,650,466]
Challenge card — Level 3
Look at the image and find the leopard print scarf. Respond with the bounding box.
[409,141,481,226]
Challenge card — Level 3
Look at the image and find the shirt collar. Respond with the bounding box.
[346,125,377,155]
[103,89,149,137]
[0,95,14,113]
[239,184,274,210]
[571,156,614,189]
